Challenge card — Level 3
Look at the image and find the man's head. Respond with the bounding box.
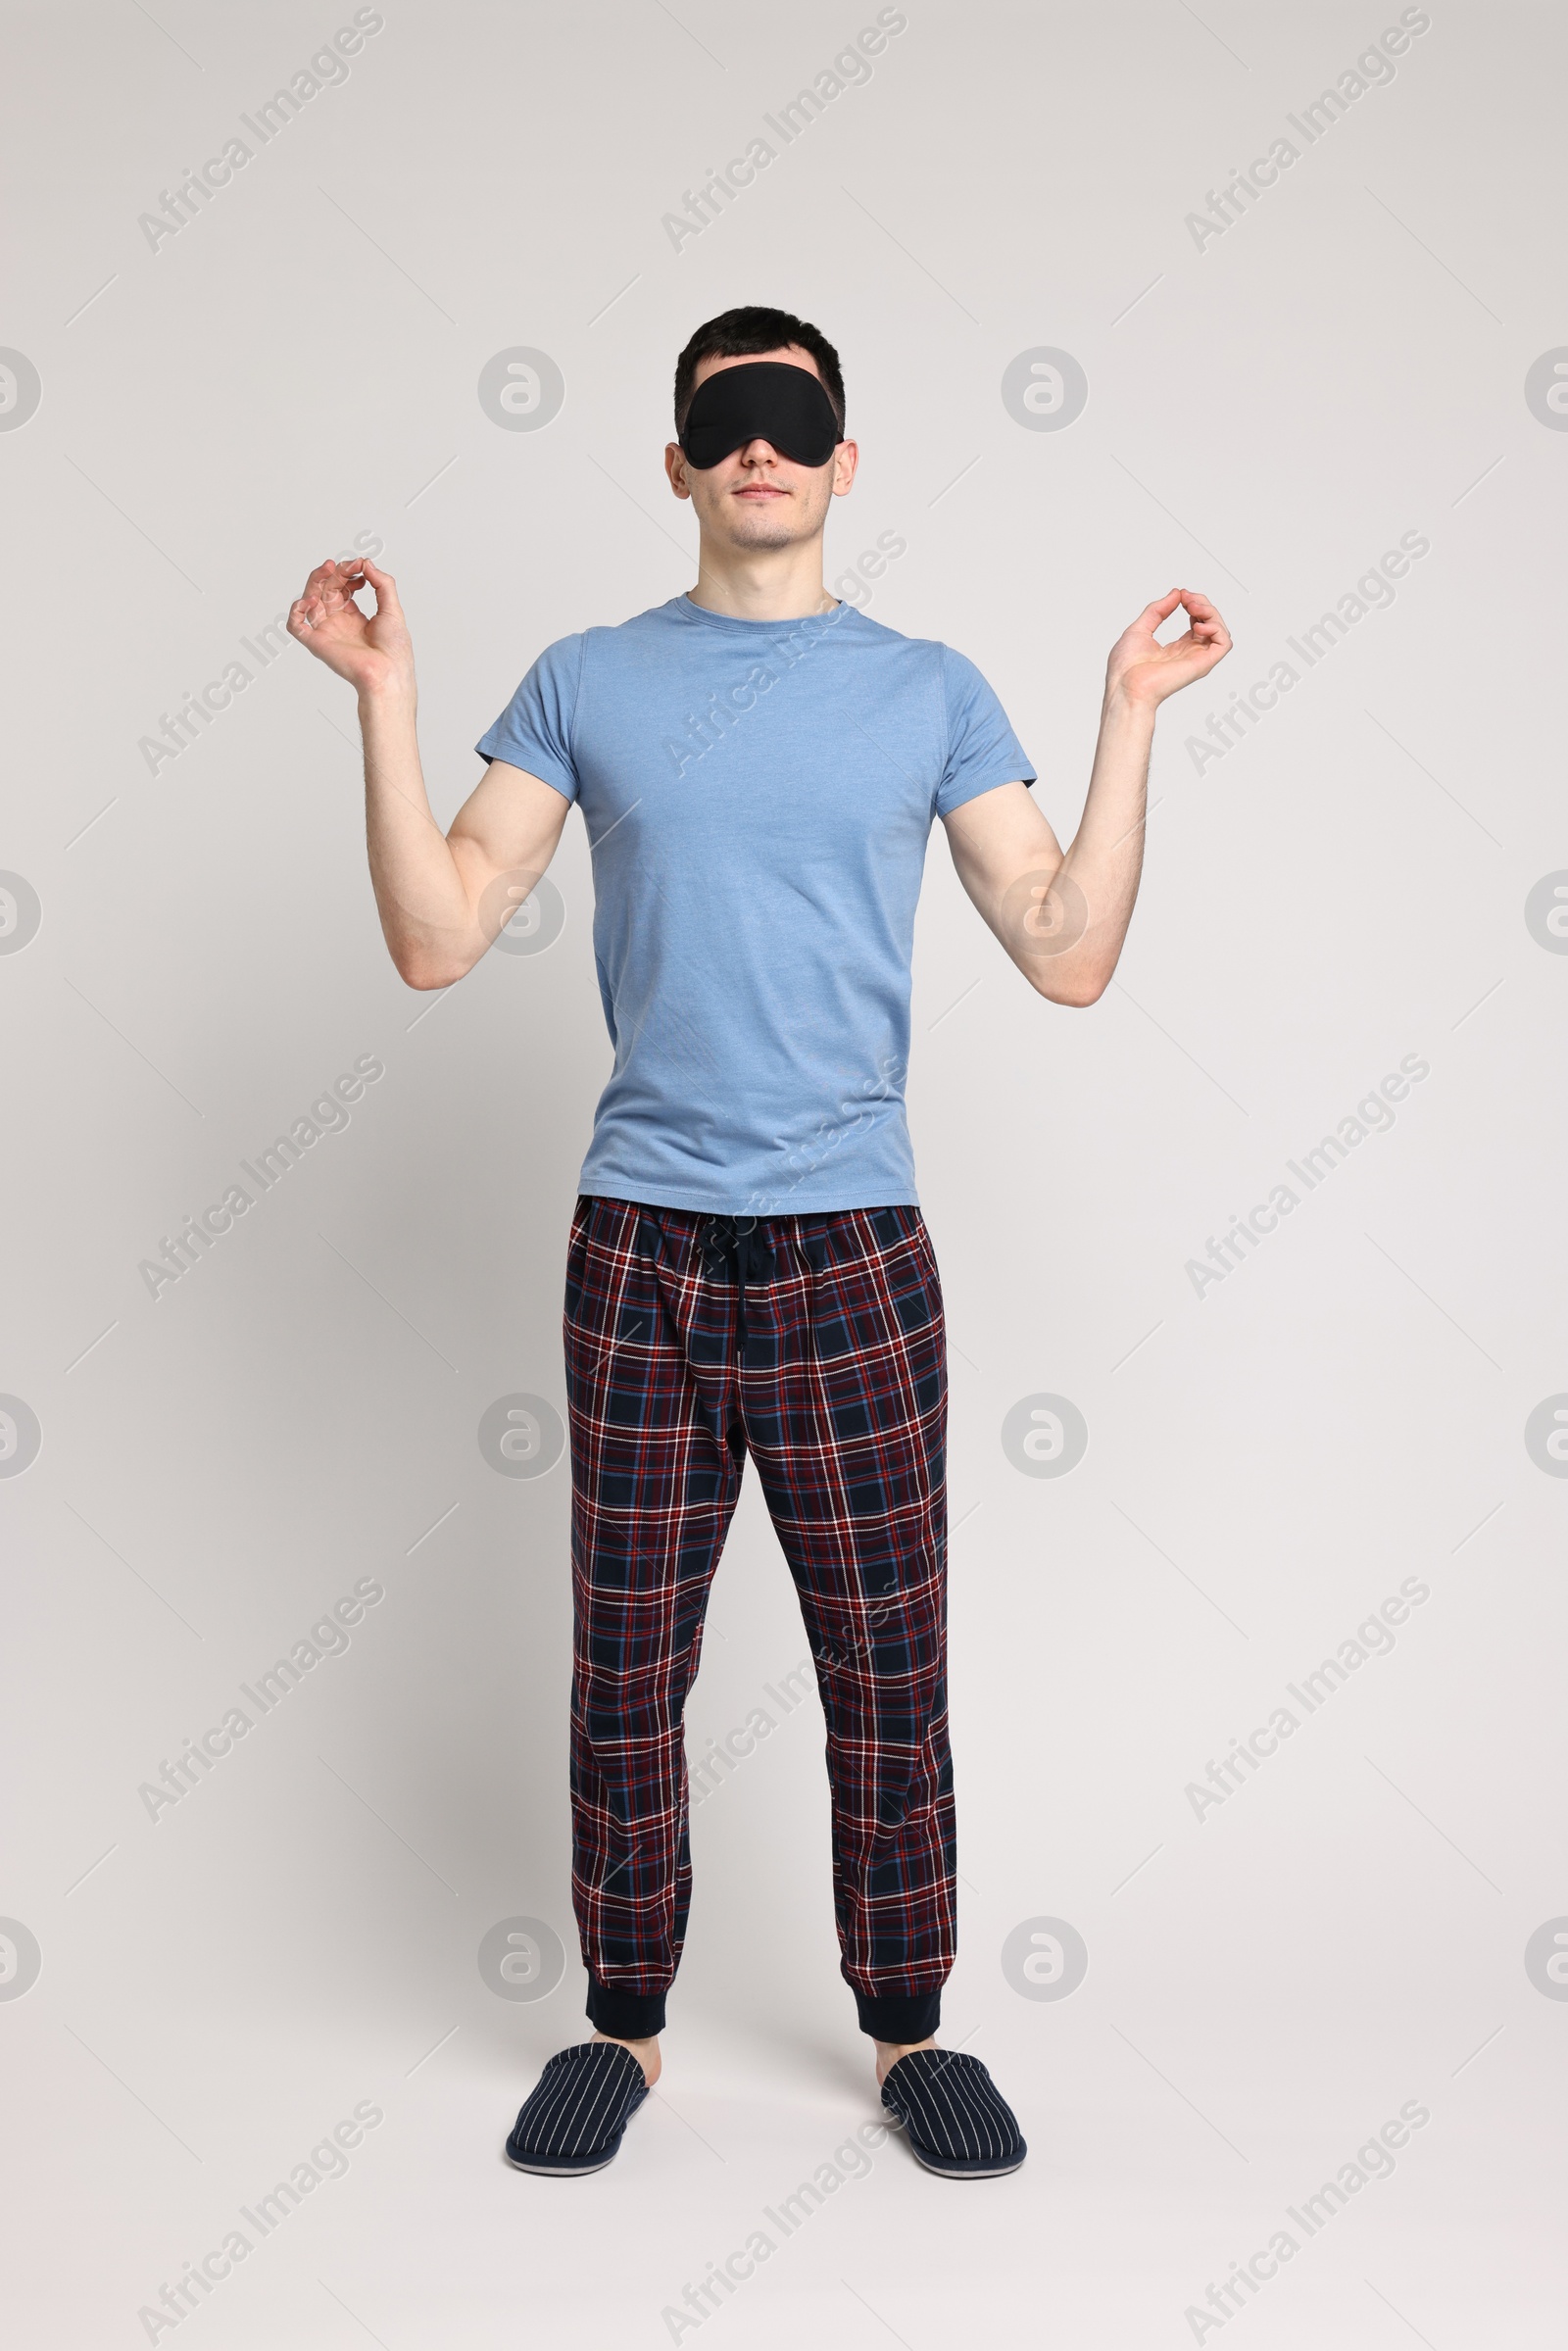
[665,305,857,552]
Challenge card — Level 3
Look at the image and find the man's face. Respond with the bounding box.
[664,345,858,550]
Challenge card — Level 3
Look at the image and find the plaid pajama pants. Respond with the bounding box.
[564,1192,956,2043]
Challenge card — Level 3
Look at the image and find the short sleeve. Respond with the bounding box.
[474,631,585,803]
[934,644,1036,819]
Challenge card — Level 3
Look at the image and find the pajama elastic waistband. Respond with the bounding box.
[576,1197,929,1358]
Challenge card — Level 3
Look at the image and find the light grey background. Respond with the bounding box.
[3,1,1564,2342]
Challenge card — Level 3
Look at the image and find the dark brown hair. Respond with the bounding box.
[673,306,846,437]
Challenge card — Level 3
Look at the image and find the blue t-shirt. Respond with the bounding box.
[475,592,1034,1215]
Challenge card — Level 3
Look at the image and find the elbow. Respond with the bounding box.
[1031,965,1111,1008]
[394,948,466,991]
[384,917,477,992]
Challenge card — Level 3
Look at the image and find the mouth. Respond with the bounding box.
[733,483,788,499]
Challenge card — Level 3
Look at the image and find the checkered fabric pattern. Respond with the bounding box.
[564,1193,956,2025]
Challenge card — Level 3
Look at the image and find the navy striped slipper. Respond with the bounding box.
[880,2049,1027,2179]
[505,2040,651,2176]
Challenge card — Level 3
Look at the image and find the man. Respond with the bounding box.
[289,304,1229,2180]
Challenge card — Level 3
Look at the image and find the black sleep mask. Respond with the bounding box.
[678,361,842,468]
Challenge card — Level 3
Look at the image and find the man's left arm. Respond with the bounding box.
[943,586,1230,1006]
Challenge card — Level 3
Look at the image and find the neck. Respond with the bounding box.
[686,536,836,622]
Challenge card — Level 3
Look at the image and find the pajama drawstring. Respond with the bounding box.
[698,1215,771,1356]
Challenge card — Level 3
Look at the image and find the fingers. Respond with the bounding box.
[303,557,372,595]
[290,554,378,634]
[289,553,400,650]
[1139,589,1186,622]
[290,564,355,634]
[1163,587,1231,657]
[1139,587,1225,622]
[290,587,330,631]
[359,556,403,616]
[1180,593,1229,644]
[295,562,346,618]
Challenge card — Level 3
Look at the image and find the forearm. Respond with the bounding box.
[943,693,1157,1007]
[359,681,480,988]
[1054,684,1156,985]
[946,585,1229,1007]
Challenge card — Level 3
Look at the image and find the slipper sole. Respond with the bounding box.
[505,2146,622,2177]
[904,2137,1027,2180]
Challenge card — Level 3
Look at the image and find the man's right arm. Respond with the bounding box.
[288,556,571,990]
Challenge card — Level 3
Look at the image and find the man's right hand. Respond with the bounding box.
[287,556,414,698]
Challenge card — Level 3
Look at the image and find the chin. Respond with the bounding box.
[699,486,815,550]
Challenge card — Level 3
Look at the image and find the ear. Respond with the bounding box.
[663,442,693,501]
